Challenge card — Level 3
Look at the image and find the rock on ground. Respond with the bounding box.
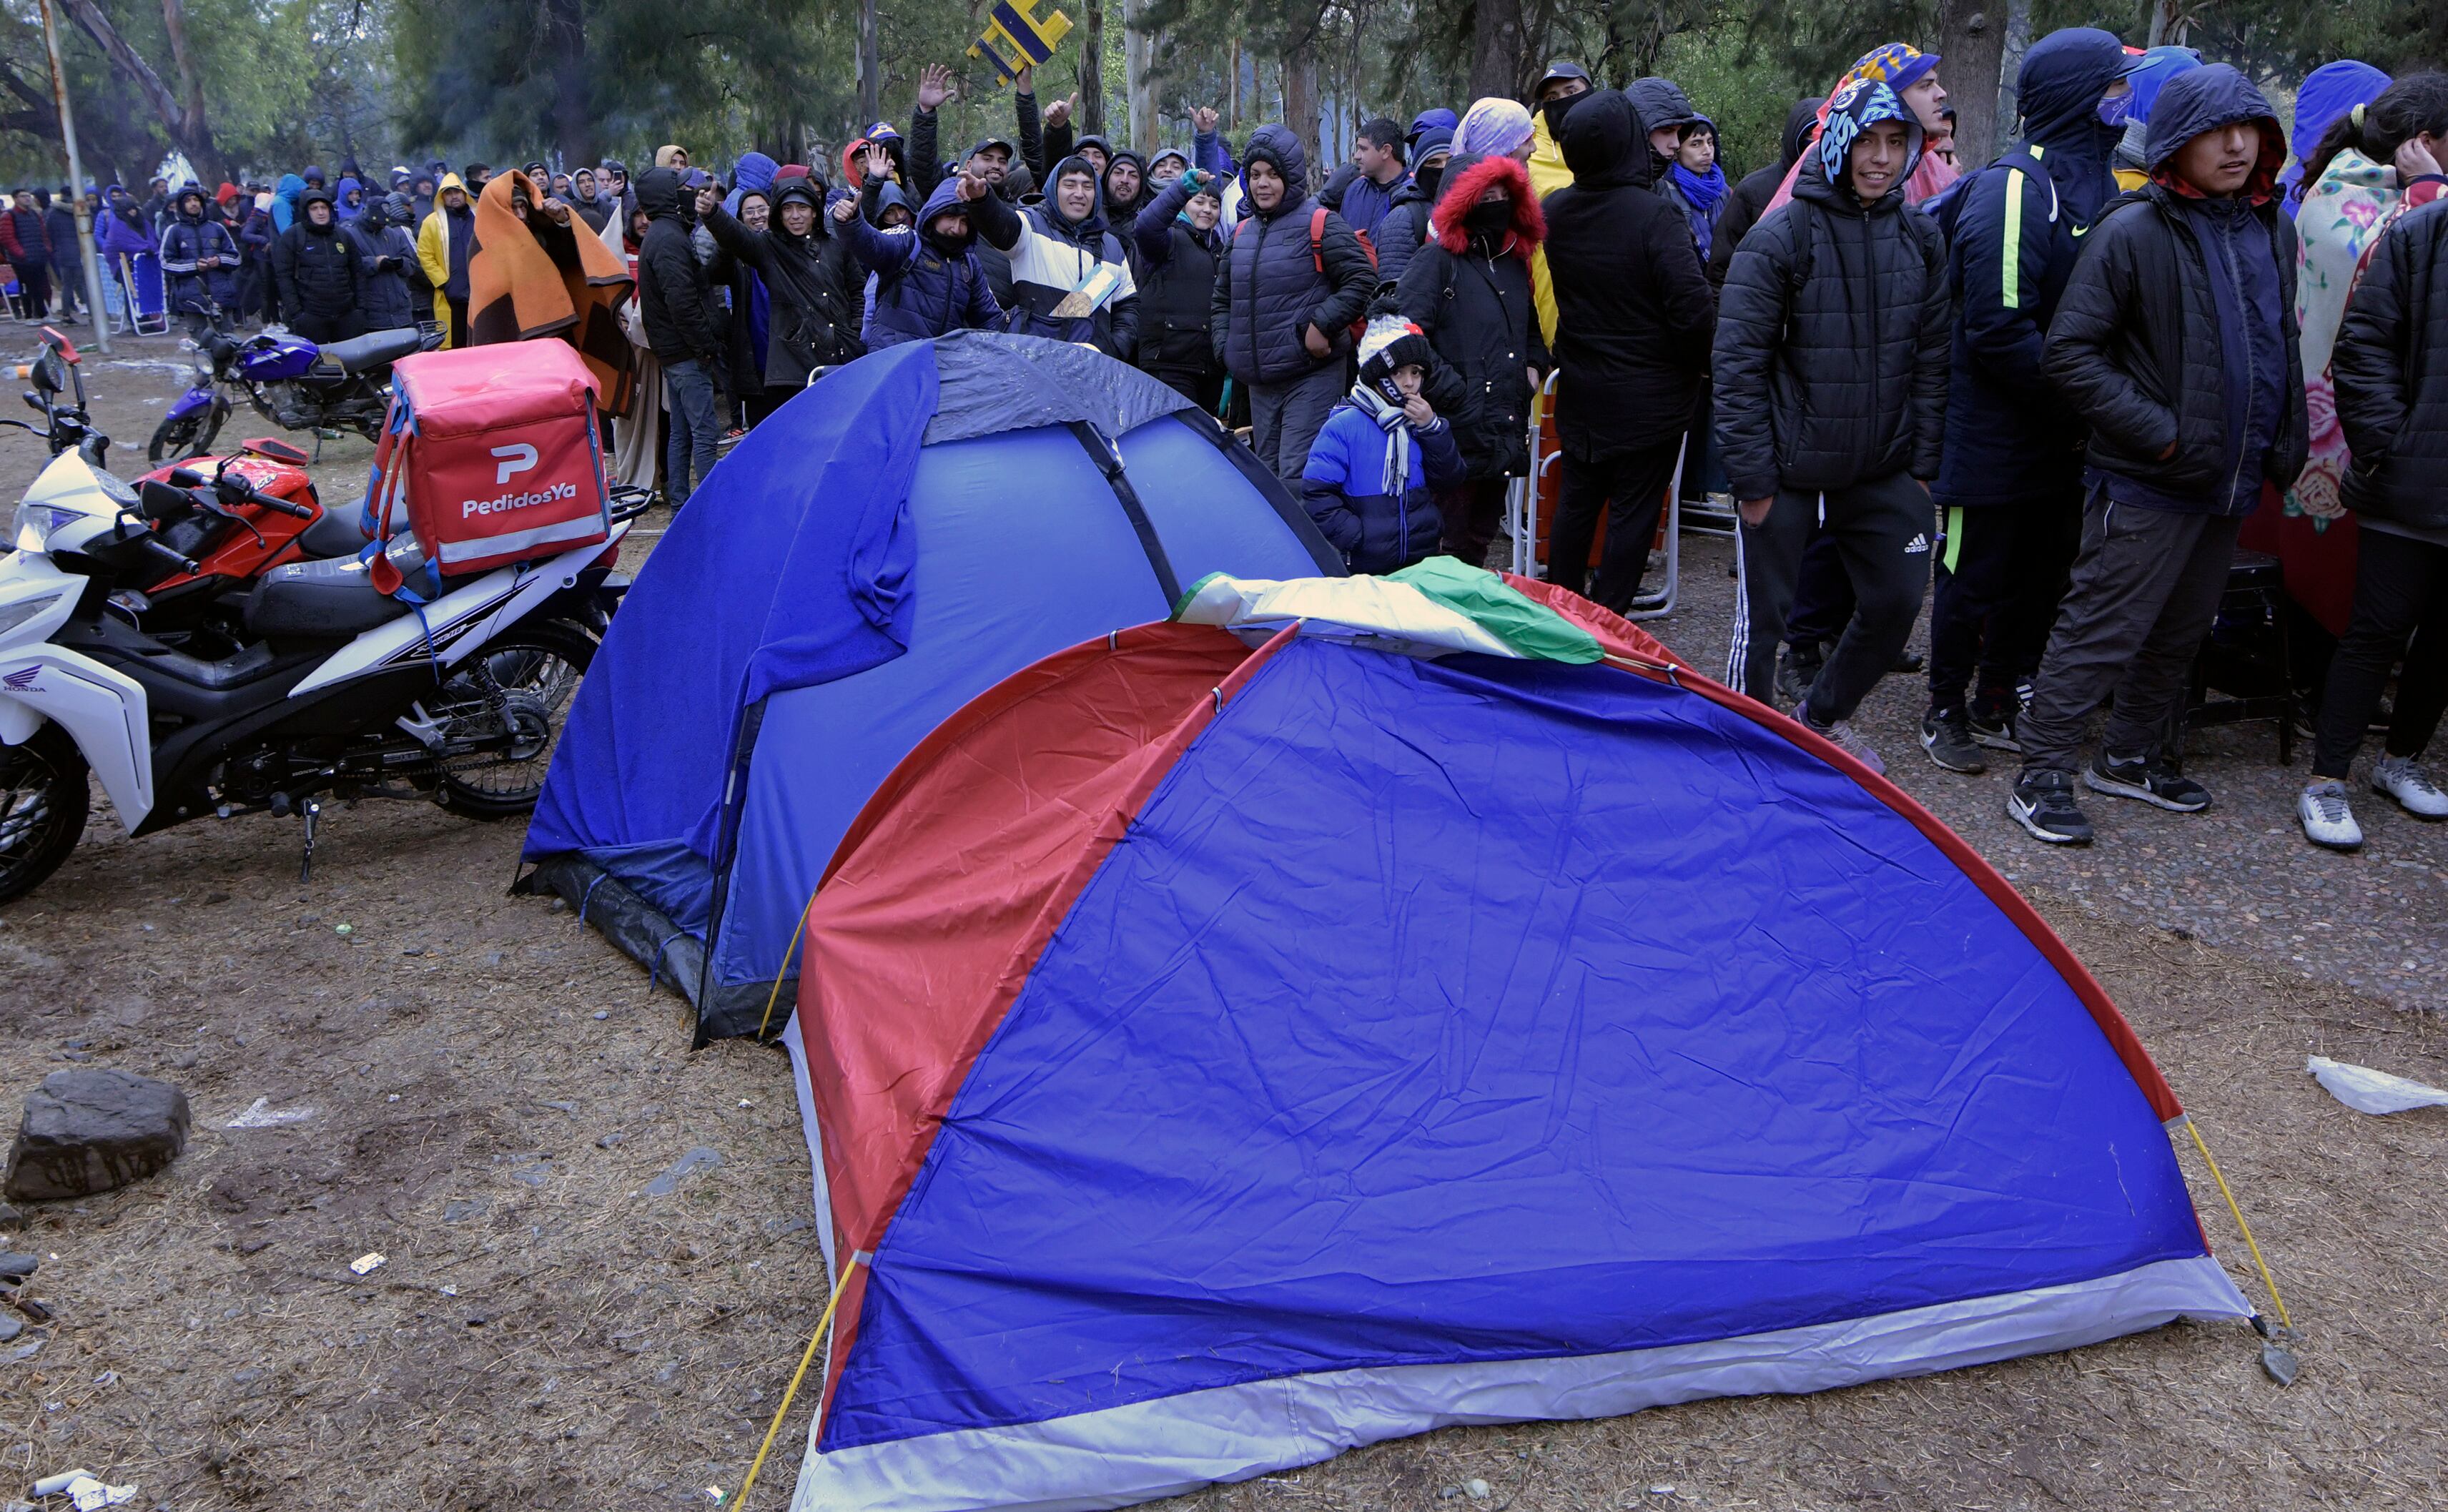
[4,1067,191,1201]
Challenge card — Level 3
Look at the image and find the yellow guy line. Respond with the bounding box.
[738,1253,864,1508]
[2182,1117,2293,1331]
[755,889,821,1041]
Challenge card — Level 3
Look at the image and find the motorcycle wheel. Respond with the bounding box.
[435,619,596,820]
[146,404,226,465]
[0,723,89,906]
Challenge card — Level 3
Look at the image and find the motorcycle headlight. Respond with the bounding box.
[10,499,71,550]
[0,591,62,639]
[89,468,137,510]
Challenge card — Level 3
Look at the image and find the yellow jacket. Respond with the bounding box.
[415,173,468,342]
[1527,114,1573,347]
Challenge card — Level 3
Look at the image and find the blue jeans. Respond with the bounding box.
[663,358,721,505]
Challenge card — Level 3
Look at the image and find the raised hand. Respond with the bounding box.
[1015,64,1034,93]
[831,197,857,224]
[1192,106,1219,134]
[864,142,896,182]
[1045,92,1077,129]
[957,171,989,202]
[917,63,954,112]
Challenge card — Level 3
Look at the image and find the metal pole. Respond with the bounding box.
[35,0,109,352]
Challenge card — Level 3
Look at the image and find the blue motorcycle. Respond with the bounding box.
[149,320,442,464]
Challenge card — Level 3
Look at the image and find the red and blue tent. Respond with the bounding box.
[778,564,2253,1510]
[522,334,1339,1038]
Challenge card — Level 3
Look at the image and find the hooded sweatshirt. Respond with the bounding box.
[1933,27,2133,509]
[1130,171,1226,377]
[334,176,365,222]
[1543,90,1717,457]
[1714,78,1952,498]
[271,172,305,234]
[274,187,358,321]
[703,172,865,382]
[837,174,1003,349]
[2280,60,2390,214]
[636,166,719,366]
[415,172,478,318]
[1763,44,1959,218]
[159,190,240,315]
[726,151,779,217]
[2043,64,2307,514]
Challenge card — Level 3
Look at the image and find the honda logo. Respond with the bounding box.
[491,443,539,485]
[1,666,36,692]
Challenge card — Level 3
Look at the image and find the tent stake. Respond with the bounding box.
[738,1254,863,1507]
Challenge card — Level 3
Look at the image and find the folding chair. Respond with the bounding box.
[1506,372,1687,619]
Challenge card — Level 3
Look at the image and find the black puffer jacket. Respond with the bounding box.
[1541,90,1717,458]
[1393,154,1549,478]
[272,190,358,322]
[636,167,719,367]
[1371,171,1438,292]
[1130,174,1225,377]
[2334,197,2448,530]
[1208,124,1376,384]
[703,176,864,386]
[1714,97,1950,500]
[2041,67,2309,510]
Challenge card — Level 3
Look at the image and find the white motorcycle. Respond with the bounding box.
[0,328,628,902]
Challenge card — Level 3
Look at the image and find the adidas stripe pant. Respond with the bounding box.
[1727,470,1933,725]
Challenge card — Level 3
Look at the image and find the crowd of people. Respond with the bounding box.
[10,37,2447,858]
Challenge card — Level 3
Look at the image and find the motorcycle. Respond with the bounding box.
[149,314,443,464]
[1,326,629,904]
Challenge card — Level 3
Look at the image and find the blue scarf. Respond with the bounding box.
[1667,162,1728,257]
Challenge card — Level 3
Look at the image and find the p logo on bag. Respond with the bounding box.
[493,443,539,485]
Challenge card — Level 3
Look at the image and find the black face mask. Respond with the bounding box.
[1464,199,1511,238]
[1541,91,1584,139]
[923,221,970,255]
[1415,160,1446,199]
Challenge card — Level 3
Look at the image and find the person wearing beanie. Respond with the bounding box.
[1394,151,1548,569]
[2010,64,2309,844]
[1371,127,1451,291]
[1102,149,1155,230]
[1318,116,1408,241]
[1716,76,1952,775]
[1919,29,2142,776]
[1763,42,1958,217]
[1301,313,1465,574]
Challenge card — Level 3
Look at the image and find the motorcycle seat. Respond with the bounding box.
[295,507,367,560]
[246,540,417,641]
[315,327,423,376]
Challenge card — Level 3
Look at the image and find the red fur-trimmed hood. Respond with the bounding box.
[1431,154,1544,256]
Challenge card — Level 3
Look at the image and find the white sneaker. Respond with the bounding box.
[2299,780,2364,851]
[2372,756,2448,819]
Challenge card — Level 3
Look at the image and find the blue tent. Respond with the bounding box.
[523,333,1340,1038]
[778,576,2255,1508]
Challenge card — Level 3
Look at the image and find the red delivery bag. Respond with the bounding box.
[360,341,609,587]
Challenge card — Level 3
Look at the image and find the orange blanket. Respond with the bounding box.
[468,170,636,412]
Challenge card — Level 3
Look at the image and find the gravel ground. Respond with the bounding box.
[1,332,2445,1510]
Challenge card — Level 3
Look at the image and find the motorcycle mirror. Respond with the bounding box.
[137,478,192,522]
[39,326,78,364]
[27,354,61,394]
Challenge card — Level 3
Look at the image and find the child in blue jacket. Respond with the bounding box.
[1301,315,1465,574]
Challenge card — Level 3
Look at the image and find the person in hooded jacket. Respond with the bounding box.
[1716,76,1951,774]
[969,152,1140,360]
[1543,90,1717,611]
[1919,29,2142,776]
[159,184,240,335]
[345,191,425,332]
[416,172,476,343]
[1131,165,1228,408]
[272,187,360,343]
[569,167,613,232]
[1103,150,1155,227]
[97,186,153,318]
[1372,127,1451,293]
[334,177,365,222]
[1208,123,1378,483]
[703,170,865,404]
[836,170,1003,349]
[1710,99,1822,290]
[1394,152,1548,568]
[2009,64,2311,844]
[1302,313,1465,573]
[636,165,724,505]
[2303,162,2448,849]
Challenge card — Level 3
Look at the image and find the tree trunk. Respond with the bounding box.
[1225,37,1239,129]
[1937,0,2007,172]
[543,0,592,166]
[1283,46,1319,187]
[1995,0,2034,141]
[1077,0,1105,135]
[1124,0,1157,152]
[858,0,880,125]
[61,0,224,184]
[1468,0,1526,105]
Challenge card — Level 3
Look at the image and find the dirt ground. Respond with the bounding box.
[4,331,2447,1511]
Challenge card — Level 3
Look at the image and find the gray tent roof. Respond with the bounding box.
[924,330,1195,446]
